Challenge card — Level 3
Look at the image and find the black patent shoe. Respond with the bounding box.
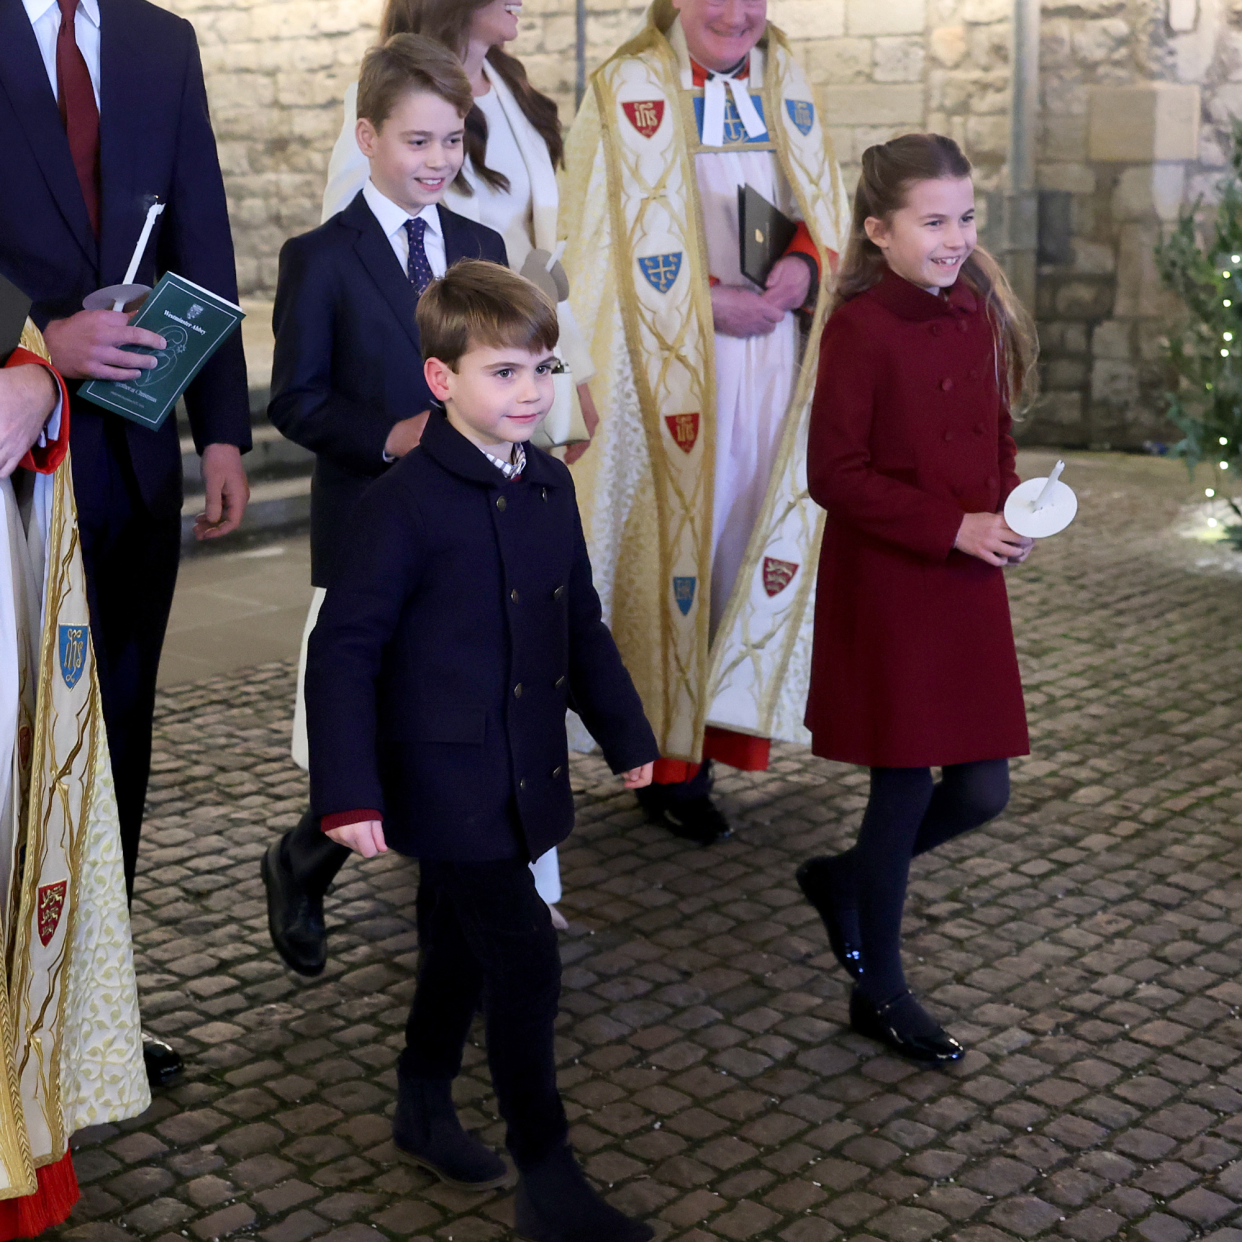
[849,988,964,1064]
[795,856,863,979]
[393,1077,509,1191]
[142,1033,183,1086]
[261,838,326,977]
[635,787,731,845]
[515,1144,653,1242]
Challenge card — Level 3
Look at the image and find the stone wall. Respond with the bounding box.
[1027,1,1224,450]
[158,0,1242,446]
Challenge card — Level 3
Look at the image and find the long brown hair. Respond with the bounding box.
[833,133,1038,411]
[378,0,563,195]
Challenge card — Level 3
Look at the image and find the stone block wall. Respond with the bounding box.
[156,0,1242,446]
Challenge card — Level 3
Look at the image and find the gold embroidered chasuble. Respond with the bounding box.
[560,2,848,761]
[0,322,148,1198]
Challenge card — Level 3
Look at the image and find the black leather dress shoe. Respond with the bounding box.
[796,856,863,979]
[849,988,964,1064]
[261,838,326,977]
[142,1033,183,1086]
[635,787,731,845]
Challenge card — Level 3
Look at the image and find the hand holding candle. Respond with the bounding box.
[1004,459,1078,538]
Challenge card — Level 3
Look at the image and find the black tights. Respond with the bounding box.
[843,760,1010,1004]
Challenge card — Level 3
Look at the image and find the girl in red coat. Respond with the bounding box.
[798,134,1038,1064]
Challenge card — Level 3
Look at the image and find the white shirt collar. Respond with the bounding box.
[24,0,99,25]
[363,180,441,241]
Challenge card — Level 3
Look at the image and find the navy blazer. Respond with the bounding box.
[0,0,251,519]
[268,193,507,586]
[305,412,659,862]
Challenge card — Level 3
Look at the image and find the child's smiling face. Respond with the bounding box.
[864,176,977,294]
[425,344,558,453]
[356,88,466,215]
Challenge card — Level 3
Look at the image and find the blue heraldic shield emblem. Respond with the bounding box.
[638,252,683,294]
[59,624,88,689]
[693,94,767,145]
[786,99,814,136]
[672,576,696,617]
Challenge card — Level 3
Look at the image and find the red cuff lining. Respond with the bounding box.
[5,349,69,474]
[783,222,822,284]
[321,810,383,832]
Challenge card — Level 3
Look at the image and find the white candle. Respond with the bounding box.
[1032,459,1065,512]
[546,240,567,271]
[112,201,165,309]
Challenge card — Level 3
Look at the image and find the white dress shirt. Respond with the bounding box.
[23,0,102,109]
[362,181,447,280]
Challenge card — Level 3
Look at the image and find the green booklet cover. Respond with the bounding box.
[79,272,244,430]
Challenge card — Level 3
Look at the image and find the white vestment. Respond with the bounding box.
[0,332,148,1202]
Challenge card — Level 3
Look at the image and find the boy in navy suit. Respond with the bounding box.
[263,34,507,975]
[305,260,658,1242]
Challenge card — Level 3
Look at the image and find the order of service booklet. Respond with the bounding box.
[79,272,244,431]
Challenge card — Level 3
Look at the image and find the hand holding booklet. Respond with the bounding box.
[79,272,244,431]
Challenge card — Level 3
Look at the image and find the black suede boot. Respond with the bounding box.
[393,1076,509,1191]
[515,1144,652,1242]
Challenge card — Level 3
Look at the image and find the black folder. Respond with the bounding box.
[738,184,798,288]
[0,272,32,365]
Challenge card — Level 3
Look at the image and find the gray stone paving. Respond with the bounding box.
[52,451,1242,1242]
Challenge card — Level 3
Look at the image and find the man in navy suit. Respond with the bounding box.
[262,33,507,978]
[0,0,252,1082]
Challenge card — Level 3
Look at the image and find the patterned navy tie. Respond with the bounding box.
[405,216,434,294]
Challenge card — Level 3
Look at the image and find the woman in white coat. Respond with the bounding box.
[319,0,598,925]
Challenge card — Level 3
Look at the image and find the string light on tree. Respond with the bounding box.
[1155,116,1242,550]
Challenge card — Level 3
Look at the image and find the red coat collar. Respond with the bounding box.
[867,266,980,322]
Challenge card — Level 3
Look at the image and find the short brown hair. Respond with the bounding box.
[416,260,560,369]
[357,33,473,130]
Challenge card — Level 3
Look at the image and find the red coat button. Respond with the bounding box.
[969,368,980,380]
[957,319,969,333]
[973,423,984,435]
[943,430,954,442]
[929,323,942,337]
[940,378,953,392]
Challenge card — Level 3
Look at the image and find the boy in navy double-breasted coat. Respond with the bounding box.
[305,260,659,1242]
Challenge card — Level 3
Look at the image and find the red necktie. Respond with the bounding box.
[55,0,100,236]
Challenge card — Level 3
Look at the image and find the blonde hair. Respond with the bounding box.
[833,133,1038,411]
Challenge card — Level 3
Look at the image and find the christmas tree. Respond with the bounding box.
[1155,116,1242,548]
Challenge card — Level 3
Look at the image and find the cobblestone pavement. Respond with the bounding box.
[54,451,1242,1242]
